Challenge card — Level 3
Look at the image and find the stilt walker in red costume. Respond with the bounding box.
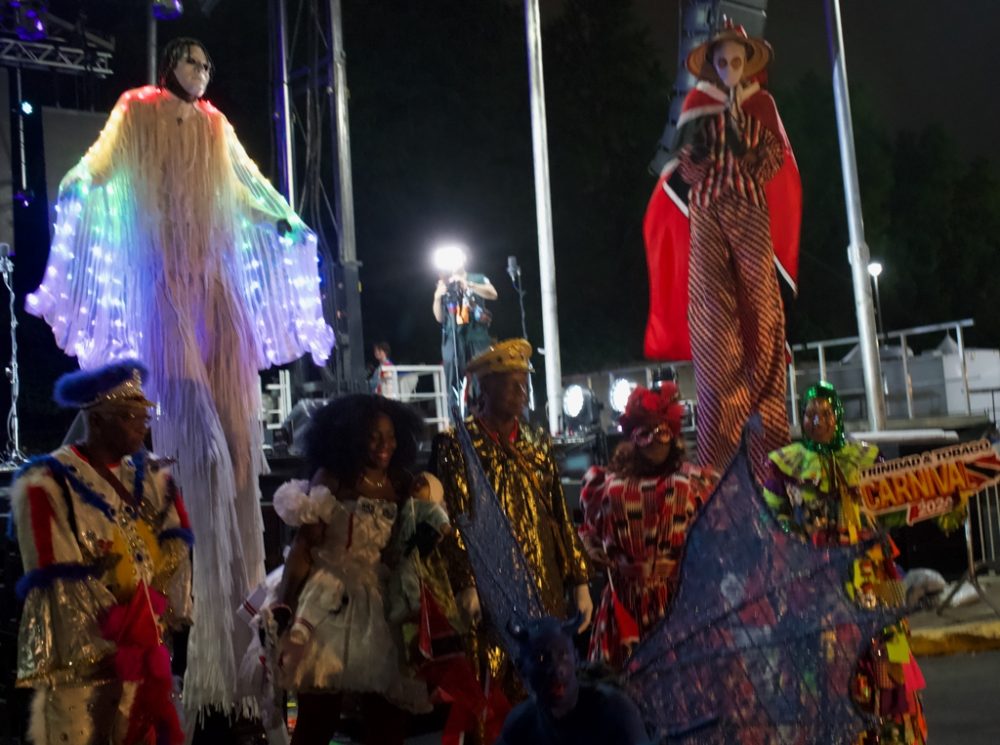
[642,20,801,482]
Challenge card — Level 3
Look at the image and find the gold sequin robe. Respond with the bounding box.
[12,445,192,744]
[433,418,589,703]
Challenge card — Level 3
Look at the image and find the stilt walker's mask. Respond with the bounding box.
[158,37,213,102]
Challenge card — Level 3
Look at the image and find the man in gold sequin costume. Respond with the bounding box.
[11,361,193,745]
[433,339,593,719]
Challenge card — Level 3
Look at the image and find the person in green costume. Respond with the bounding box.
[762,382,927,744]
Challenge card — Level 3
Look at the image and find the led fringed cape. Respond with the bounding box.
[26,86,334,715]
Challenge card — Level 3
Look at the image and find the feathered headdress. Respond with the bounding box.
[619,383,684,438]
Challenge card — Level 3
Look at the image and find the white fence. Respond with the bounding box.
[379,364,450,432]
[972,482,1000,572]
[261,364,451,436]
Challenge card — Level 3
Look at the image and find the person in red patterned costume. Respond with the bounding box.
[578,384,718,669]
[642,20,801,483]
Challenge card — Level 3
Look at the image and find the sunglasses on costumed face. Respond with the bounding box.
[630,423,674,448]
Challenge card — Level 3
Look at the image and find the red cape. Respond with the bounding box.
[643,82,801,361]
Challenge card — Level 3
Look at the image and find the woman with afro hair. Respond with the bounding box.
[578,383,719,669]
[267,394,433,744]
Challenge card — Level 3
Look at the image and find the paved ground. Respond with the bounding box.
[921,650,1000,744]
[909,575,1000,656]
[914,576,1000,743]
[398,585,1000,745]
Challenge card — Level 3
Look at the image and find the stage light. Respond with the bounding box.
[867,261,883,279]
[11,1,47,41]
[152,0,183,21]
[562,383,602,435]
[610,377,634,414]
[563,384,585,419]
[431,242,467,274]
[19,101,32,116]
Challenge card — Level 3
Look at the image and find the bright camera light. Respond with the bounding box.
[563,384,585,419]
[431,242,468,274]
[867,261,883,279]
[610,378,634,413]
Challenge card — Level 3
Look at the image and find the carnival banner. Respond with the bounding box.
[859,439,1000,525]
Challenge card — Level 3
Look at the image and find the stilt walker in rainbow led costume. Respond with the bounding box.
[26,39,334,717]
[642,20,801,482]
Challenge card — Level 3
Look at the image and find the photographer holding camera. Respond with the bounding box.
[432,268,497,409]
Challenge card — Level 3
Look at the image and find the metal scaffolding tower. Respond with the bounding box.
[0,12,114,76]
[269,0,365,394]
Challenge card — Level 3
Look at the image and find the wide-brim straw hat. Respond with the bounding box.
[686,20,773,81]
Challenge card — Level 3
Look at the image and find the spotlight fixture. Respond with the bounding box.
[11,0,46,41]
[152,0,183,21]
[609,378,634,414]
[562,383,602,436]
[19,100,32,116]
[563,384,585,419]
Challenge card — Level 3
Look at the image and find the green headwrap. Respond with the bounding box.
[802,380,846,454]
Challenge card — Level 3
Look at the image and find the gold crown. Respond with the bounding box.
[466,338,532,379]
[85,369,155,410]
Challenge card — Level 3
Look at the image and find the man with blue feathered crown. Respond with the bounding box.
[23,37,334,717]
[10,361,193,745]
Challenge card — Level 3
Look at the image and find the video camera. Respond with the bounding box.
[442,278,467,308]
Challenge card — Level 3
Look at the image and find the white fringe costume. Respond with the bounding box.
[26,86,334,717]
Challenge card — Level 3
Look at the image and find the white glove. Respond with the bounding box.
[573,584,594,633]
[458,587,482,626]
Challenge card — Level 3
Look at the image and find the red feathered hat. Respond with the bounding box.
[619,383,684,438]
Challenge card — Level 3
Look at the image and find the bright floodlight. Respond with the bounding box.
[563,384,585,419]
[867,261,883,279]
[431,243,468,274]
[610,378,634,413]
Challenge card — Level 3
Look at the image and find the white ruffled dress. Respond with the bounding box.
[271,480,429,711]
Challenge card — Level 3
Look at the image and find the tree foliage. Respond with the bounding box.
[777,72,1000,351]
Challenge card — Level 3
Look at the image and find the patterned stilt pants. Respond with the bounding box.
[688,196,789,481]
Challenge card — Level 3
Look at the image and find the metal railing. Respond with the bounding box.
[261,369,293,431]
[790,319,976,421]
[972,482,1000,573]
[259,364,450,439]
[379,364,450,432]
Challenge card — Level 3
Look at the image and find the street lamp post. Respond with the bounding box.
[825,0,886,431]
[867,261,885,344]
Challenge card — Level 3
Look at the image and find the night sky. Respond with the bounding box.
[6,0,997,446]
